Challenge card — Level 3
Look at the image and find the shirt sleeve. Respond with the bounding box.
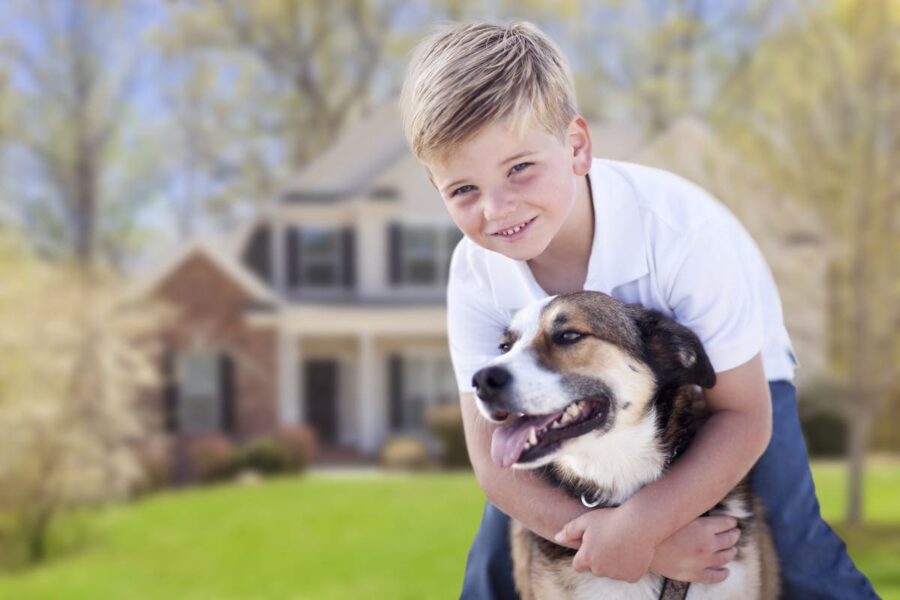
[446,247,509,393]
[664,216,765,373]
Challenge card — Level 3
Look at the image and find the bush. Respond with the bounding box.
[186,435,238,483]
[272,425,318,472]
[425,403,470,468]
[798,379,849,458]
[132,436,174,494]
[379,436,431,471]
[235,437,292,476]
[801,411,847,458]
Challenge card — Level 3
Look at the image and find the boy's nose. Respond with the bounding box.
[482,190,517,221]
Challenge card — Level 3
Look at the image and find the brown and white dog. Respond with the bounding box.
[471,291,779,600]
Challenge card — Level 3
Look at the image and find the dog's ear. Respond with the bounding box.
[630,307,717,389]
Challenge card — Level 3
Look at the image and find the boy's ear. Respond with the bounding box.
[568,116,593,177]
[629,305,717,389]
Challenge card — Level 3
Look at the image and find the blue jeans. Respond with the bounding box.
[460,381,879,599]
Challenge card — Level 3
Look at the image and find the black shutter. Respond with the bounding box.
[389,354,404,430]
[388,223,403,286]
[162,349,179,433]
[287,226,302,288]
[219,353,235,435]
[342,227,356,289]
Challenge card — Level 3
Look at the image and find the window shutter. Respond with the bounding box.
[162,349,179,433]
[389,354,404,430]
[219,353,235,435]
[388,223,402,286]
[287,226,302,288]
[342,227,356,289]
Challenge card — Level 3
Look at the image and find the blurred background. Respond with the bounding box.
[0,0,897,598]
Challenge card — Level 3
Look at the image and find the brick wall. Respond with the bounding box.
[146,251,278,441]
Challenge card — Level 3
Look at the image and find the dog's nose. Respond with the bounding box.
[472,366,512,403]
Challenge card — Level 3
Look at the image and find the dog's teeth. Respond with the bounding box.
[528,428,538,445]
[551,420,562,429]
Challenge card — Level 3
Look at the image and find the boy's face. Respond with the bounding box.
[424,116,593,262]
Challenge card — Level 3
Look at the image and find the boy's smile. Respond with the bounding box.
[425,116,594,268]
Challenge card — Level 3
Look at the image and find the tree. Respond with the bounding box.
[719,0,900,523]
[0,230,167,565]
[0,0,159,267]
[152,0,409,225]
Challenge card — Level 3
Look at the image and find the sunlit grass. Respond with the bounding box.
[0,460,897,599]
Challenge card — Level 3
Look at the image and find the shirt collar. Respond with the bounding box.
[488,159,649,309]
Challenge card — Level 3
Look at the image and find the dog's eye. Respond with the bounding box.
[498,342,512,353]
[554,331,584,345]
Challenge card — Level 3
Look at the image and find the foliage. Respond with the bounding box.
[272,424,318,472]
[378,435,432,471]
[0,230,168,566]
[717,0,900,522]
[234,437,292,476]
[425,403,471,468]
[186,435,239,483]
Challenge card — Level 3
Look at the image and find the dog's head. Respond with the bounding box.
[472,291,715,469]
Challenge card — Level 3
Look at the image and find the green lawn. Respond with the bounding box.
[0,462,897,599]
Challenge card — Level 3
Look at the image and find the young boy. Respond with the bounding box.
[400,21,877,599]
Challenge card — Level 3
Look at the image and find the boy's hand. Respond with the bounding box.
[650,516,740,583]
[554,505,659,582]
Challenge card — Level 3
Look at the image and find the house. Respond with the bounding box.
[137,104,827,471]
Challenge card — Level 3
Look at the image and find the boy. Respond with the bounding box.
[400,21,877,599]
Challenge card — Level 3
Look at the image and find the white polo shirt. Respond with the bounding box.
[446,158,797,393]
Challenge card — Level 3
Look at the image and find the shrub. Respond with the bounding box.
[272,425,318,472]
[235,437,292,476]
[800,411,847,458]
[186,435,238,483]
[798,379,849,458]
[379,435,431,471]
[132,436,174,494]
[425,403,470,468]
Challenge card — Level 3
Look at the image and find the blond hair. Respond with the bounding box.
[400,21,578,162]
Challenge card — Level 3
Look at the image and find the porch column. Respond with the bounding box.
[272,221,286,295]
[357,333,379,453]
[277,328,301,425]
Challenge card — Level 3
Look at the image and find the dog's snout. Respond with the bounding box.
[472,366,512,401]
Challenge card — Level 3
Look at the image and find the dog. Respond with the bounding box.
[471,291,779,600]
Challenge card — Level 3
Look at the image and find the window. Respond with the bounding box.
[301,228,342,287]
[395,225,463,287]
[394,352,458,430]
[175,351,222,435]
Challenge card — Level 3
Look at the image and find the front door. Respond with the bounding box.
[304,359,338,443]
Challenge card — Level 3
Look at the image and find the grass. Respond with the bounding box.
[0,461,897,599]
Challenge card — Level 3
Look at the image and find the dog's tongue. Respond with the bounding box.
[491,412,563,468]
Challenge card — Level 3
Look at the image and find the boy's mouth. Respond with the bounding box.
[491,216,536,240]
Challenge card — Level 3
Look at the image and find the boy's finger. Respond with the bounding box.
[699,567,730,585]
[704,515,738,533]
[554,517,588,543]
[713,527,741,551]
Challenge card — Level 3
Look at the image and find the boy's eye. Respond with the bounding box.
[451,184,476,197]
[509,162,532,175]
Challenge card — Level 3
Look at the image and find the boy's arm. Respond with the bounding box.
[558,353,772,580]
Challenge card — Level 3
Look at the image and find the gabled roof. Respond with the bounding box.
[129,236,278,305]
[282,102,409,203]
